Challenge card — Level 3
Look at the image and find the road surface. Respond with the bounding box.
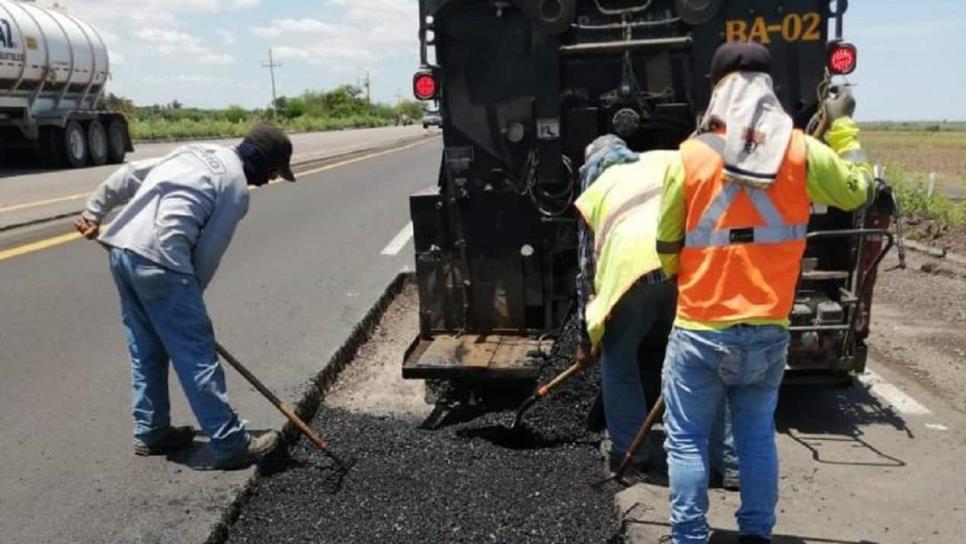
[0,125,429,231]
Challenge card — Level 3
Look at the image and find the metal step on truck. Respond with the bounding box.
[402,0,900,406]
[0,0,132,168]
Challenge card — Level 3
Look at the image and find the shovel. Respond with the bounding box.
[215,342,351,471]
[592,394,665,488]
[510,356,597,430]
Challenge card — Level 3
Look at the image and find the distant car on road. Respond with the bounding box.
[422,110,442,129]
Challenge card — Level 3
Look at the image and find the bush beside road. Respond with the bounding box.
[130,115,396,142]
[101,87,427,143]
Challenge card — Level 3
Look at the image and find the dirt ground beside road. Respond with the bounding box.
[870,250,966,413]
[324,283,428,419]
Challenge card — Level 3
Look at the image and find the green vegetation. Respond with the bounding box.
[98,85,429,142]
[861,121,966,132]
[889,168,966,230]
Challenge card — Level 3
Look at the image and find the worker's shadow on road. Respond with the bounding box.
[775,381,911,467]
[616,515,881,544]
[710,528,880,544]
[711,528,880,544]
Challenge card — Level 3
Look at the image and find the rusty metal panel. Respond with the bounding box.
[402,334,545,380]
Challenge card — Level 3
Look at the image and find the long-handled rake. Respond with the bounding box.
[215,342,351,471]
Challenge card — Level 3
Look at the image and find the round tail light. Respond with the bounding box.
[828,42,858,75]
[413,71,438,101]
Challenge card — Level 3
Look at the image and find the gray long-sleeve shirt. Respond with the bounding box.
[82,144,249,289]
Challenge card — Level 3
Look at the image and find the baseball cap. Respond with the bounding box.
[245,123,295,182]
[710,41,772,86]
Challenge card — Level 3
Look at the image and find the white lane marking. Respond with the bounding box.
[926,423,949,431]
[859,370,933,416]
[381,222,414,256]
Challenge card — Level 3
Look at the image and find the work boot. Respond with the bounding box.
[738,536,771,543]
[133,426,195,456]
[607,451,649,483]
[214,431,280,470]
[710,468,741,491]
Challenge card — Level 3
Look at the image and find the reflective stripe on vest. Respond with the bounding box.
[676,130,810,324]
[684,133,808,249]
[594,185,662,259]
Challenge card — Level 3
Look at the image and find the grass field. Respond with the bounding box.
[863,130,966,195]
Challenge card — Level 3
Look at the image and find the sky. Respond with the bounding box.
[37,0,966,121]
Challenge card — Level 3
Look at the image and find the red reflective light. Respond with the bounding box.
[828,43,857,75]
[413,73,437,100]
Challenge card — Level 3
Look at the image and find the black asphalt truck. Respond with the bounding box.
[403,0,898,405]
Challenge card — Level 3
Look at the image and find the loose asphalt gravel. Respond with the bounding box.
[221,317,623,543]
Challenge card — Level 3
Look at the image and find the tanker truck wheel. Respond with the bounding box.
[106,119,128,164]
[87,120,109,166]
[59,120,89,168]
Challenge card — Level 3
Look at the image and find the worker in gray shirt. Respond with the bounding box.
[74,124,295,470]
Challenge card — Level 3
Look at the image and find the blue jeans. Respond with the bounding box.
[662,325,789,544]
[710,401,738,481]
[109,248,249,460]
[601,281,736,470]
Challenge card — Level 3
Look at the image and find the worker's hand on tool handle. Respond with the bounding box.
[823,85,856,123]
[72,217,100,240]
[575,343,599,367]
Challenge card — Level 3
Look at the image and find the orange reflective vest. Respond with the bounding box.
[677,130,810,323]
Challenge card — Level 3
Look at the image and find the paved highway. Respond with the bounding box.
[0,136,440,543]
[0,125,429,230]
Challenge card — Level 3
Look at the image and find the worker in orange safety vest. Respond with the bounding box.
[655,42,875,544]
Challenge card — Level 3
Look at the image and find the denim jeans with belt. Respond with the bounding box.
[108,247,249,459]
[662,325,789,544]
[601,281,736,471]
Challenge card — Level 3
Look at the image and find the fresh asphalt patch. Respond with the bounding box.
[217,288,623,543]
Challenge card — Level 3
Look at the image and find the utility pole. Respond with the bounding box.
[362,71,371,106]
[262,49,281,114]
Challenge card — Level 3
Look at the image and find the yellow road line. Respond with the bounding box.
[0,232,82,262]
[293,138,432,178]
[0,137,435,263]
[0,192,89,213]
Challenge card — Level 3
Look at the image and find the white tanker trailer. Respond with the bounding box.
[0,0,131,167]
